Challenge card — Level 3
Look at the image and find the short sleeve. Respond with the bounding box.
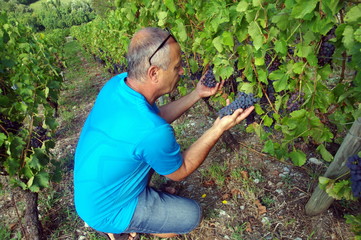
[136,124,183,175]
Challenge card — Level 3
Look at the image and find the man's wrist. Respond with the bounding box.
[192,88,203,102]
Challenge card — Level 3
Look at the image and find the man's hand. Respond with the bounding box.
[195,73,225,98]
[213,99,254,132]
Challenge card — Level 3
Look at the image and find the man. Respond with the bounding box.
[74,27,254,239]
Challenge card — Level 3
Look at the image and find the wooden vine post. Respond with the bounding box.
[305,117,361,216]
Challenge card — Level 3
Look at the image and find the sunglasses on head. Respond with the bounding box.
[148,28,177,66]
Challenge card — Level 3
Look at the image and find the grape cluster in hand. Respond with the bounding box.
[218,92,258,118]
[346,153,361,198]
[201,68,217,88]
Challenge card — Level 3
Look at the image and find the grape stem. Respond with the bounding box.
[286,23,301,42]
[0,123,8,135]
[332,171,351,182]
[251,62,278,114]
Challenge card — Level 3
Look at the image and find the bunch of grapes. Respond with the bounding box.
[201,68,217,88]
[346,153,361,198]
[265,53,281,73]
[0,114,22,134]
[288,47,295,56]
[317,41,335,67]
[286,92,304,113]
[218,92,258,118]
[191,71,202,82]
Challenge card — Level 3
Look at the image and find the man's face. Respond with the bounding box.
[158,39,184,93]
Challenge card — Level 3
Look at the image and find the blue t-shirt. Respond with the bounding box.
[74,73,183,233]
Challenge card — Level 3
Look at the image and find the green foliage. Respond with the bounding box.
[0,12,64,192]
[0,0,95,32]
[345,214,361,239]
[0,223,12,240]
[36,0,96,31]
[90,0,115,18]
[319,176,356,201]
[71,0,360,169]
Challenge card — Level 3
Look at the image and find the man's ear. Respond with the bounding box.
[147,66,159,83]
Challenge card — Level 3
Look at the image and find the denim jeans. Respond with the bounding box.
[122,187,202,234]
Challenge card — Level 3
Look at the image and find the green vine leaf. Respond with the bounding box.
[342,26,355,52]
[289,149,306,166]
[212,36,223,53]
[175,20,187,42]
[326,180,356,201]
[274,39,287,55]
[344,5,361,23]
[236,1,249,12]
[157,11,168,27]
[222,31,234,49]
[248,21,264,50]
[0,133,6,146]
[269,70,289,92]
[316,144,333,162]
[164,0,176,13]
[291,0,318,19]
[319,176,331,188]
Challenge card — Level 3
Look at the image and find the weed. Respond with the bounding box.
[230,222,248,239]
[281,174,293,189]
[0,224,12,240]
[249,169,264,183]
[230,167,247,181]
[200,162,228,187]
[261,195,275,208]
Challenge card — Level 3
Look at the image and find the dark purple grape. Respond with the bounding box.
[0,114,22,134]
[286,92,304,113]
[201,68,217,88]
[218,92,258,118]
[265,53,281,73]
[346,154,361,197]
[317,41,335,67]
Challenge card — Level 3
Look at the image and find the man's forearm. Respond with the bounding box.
[158,90,201,123]
[165,125,224,181]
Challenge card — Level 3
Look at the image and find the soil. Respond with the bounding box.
[1,41,360,240]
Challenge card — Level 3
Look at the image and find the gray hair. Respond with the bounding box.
[127,27,171,80]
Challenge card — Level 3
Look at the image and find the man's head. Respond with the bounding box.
[127,27,174,81]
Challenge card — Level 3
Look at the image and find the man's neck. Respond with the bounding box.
[126,77,158,104]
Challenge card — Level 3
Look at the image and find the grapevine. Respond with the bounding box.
[70,0,361,169]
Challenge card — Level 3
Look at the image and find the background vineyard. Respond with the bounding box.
[0,0,361,239]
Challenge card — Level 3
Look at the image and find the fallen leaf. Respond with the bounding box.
[9,222,17,230]
[231,188,241,198]
[201,194,207,198]
[255,200,267,215]
[240,170,249,180]
[222,193,230,200]
[222,200,228,204]
[203,180,215,187]
[245,222,252,232]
